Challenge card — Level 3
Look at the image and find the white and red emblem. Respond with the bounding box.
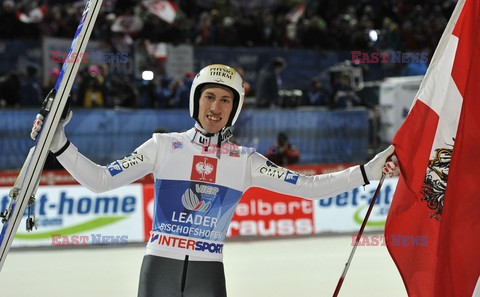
[190,156,217,183]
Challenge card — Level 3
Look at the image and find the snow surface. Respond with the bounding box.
[0,234,406,297]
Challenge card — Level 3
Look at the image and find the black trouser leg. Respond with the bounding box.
[137,255,227,297]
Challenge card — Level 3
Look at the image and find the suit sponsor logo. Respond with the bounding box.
[107,152,145,176]
[284,171,299,185]
[259,161,299,185]
[181,188,211,212]
[172,140,183,149]
[259,160,285,179]
[107,161,123,176]
[190,156,217,183]
[148,232,223,254]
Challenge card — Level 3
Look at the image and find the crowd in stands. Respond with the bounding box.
[1,0,454,52]
[0,0,455,109]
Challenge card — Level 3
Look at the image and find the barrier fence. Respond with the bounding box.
[0,108,369,170]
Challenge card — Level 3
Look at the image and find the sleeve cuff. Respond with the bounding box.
[359,164,370,186]
[53,140,70,157]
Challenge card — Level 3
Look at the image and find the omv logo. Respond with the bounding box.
[181,189,211,212]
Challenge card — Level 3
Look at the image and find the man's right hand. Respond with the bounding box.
[30,111,73,153]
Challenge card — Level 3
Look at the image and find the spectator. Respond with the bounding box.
[156,77,173,108]
[331,74,363,108]
[233,65,250,97]
[0,72,21,107]
[266,132,300,166]
[78,65,106,108]
[44,68,60,97]
[255,57,286,108]
[173,72,195,108]
[107,74,138,108]
[20,64,42,106]
[304,78,330,106]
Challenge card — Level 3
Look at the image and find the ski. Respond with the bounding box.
[0,0,103,271]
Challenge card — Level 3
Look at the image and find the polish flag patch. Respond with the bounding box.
[190,156,217,183]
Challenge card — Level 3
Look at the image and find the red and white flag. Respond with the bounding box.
[17,4,47,23]
[287,2,305,23]
[385,0,480,296]
[142,0,178,24]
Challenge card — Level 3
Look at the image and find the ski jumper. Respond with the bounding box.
[55,127,367,296]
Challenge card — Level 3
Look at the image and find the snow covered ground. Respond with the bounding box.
[0,234,406,297]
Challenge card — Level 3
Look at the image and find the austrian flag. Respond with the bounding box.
[385,0,480,296]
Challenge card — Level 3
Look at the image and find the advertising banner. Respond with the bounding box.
[227,188,314,238]
[1,169,399,244]
[0,184,145,247]
[314,178,399,233]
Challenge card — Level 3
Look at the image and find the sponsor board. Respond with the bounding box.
[1,167,398,244]
[0,185,144,247]
[314,177,399,233]
[227,188,314,237]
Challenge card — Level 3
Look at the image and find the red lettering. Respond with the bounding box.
[351,51,361,63]
[66,52,77,63]
[220,144,229,154]
[380,52,389,63]
[80,235,89,246]
[178,238,187,249]
[380,235,386,246]
[371,53,379,63]
[80,52,90,63]
[360,235,370,246]
[160,235,172,246]
[61,236,70,246]
[187,240,196,250]
[351,234,359,246]
[361,53,371,63]
[70,235,79,245]
[51,234,61,246]
[51,51,65,63]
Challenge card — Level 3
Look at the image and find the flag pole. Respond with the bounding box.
[332,174,386,297]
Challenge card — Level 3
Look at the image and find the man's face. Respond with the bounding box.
[198,84,234,134]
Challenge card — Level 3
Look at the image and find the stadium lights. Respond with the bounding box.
[142,70,154,81]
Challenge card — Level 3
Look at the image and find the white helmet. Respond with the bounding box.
[189,64,245,127]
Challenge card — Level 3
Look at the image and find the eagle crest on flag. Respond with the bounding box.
[421,141,454,221]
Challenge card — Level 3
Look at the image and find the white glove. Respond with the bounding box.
[30,111,73,153]
[364,145,399,181]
